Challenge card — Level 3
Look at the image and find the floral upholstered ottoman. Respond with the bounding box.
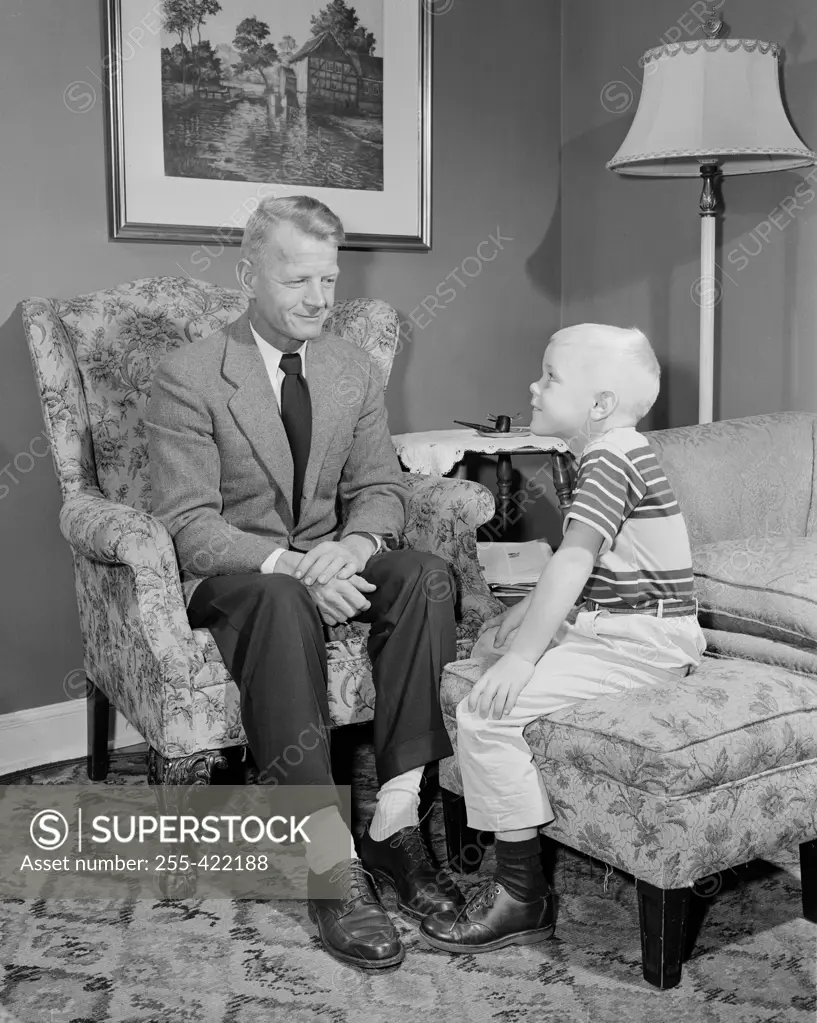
[437,650,817,989]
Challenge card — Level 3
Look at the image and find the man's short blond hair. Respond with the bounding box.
[551,323,661,423]
[240,195,345,268]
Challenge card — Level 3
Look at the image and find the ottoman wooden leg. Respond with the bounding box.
[441,789,493,874]
[800,837,817,923]
[636,881,691,989]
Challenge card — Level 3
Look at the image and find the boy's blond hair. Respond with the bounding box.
[551,323,661,424]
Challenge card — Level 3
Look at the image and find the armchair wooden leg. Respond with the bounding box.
[636,881,692,989]
[86,680,110,781]
[147,748,229,898]
[147,748,229,786]
[441,788,493,874]
[800,837,817,923]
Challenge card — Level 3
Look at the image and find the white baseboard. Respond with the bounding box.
[0,699,145,777]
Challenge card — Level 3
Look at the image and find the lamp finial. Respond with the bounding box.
[702,2,725,39]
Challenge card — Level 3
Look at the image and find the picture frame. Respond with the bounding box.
[102,0,431,250]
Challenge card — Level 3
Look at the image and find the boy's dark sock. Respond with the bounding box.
[494,836,549,902]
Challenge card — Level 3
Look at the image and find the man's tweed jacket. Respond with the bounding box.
[145,311,410,607]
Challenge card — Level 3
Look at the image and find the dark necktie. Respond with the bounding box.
[279,351,312,526]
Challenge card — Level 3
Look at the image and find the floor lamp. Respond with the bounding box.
[607,7,816,424]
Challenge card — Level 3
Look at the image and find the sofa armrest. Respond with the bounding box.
[59,489,204,690]
[401,473,505,622]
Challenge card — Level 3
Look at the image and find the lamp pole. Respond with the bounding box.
[698,162,721,424]
[696,8,724,425]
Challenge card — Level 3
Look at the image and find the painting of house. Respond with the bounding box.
[286,30,383,115]
[159,0,385,191]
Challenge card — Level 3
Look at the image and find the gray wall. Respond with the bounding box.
[562,0,817,426]
[0,0,563,713]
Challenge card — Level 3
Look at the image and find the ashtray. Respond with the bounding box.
[475,425,531,436]
[454,418,531,436]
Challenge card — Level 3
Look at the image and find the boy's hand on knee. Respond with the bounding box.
[477,593,531,644]
[477,613,504,639]
[495,609,526,648]
[467,652,536,719]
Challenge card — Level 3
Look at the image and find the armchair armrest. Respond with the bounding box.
[59,489,204,692]
[61,488,181,576]
[401,474,505,622]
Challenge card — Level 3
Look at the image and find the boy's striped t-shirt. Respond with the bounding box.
[563,427,695,610]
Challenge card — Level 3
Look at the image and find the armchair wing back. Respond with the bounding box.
[22,277,400,512]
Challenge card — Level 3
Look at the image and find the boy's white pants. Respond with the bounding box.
[456,606,707,833]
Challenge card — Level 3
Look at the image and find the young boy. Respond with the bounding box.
[420,323,707,953]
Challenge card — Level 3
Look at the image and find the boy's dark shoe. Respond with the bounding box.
[360,823,465,920]
[419,877,555,953]
[307,857,405,969]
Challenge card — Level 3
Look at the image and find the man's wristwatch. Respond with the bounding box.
[346,531,387,556]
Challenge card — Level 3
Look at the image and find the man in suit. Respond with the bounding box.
[145,195,464,970]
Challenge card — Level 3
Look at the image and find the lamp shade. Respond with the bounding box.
[607,39,816,176]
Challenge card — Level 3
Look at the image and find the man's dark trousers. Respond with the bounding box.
[186,549,457,815]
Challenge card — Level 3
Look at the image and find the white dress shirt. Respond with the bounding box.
[250,322,382,576]
[252,322,308,574]
[250,319,309,412]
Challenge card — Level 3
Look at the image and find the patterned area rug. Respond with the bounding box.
[1,732,814,1023]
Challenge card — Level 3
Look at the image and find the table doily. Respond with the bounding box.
[391,429,569,476]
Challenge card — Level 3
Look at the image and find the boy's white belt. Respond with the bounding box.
[583,598,699,619]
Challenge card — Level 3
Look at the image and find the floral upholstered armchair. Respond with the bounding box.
[22,276,504,790]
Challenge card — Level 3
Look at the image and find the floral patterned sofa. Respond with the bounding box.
[438,412,817,989]
[21,276,503,788]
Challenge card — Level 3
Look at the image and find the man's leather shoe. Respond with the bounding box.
[419,877,555,953]
[360,824,465,920]
[307,857,405,969]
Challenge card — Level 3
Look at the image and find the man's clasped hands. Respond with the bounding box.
[280,536,378,627]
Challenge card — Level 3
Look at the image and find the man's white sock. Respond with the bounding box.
[303,805,357,875]
[368,765,425,841]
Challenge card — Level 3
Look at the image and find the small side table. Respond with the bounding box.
[391,428,574,537]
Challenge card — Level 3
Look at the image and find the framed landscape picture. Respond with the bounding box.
[103,0,431,249]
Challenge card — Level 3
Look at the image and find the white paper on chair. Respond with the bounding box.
[476,541,553,586]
